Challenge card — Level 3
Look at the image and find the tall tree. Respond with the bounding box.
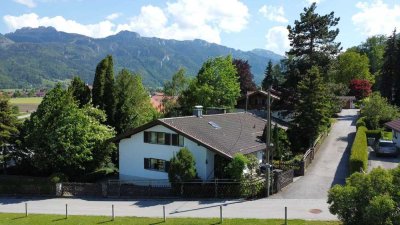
[333,50,373,85]
[92,57,108,109]
[282,3,341,109]
[23,84,115,177]
[114,69,157,134]
[163,68,188,96]
[380,30,397,102]
[0,95,19,173]
[288,67,330,151]
[68,76,91,107]
[232,59,257,95]
[179,55,240,113]
[262,60,274,90]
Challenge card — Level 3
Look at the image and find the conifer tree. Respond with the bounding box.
[380,30,397,102]
[262,60,274,90]
[68,76,91,107]
[103,55,116,126]
[92,57,108,109]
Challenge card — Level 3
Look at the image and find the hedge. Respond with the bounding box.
[356,117,366,129]
[349,126,368,174]
[365,129,381,140]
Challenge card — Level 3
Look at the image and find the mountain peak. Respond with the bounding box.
[5,26,88,43]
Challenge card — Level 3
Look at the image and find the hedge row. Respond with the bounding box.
[349,126,368,174]
[356,117,366,129]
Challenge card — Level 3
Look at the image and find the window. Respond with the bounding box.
[144,131,184,146]
[144,158,169,172]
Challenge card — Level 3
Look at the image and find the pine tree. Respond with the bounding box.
[103,55,116,126]
[92,57,108,109]
[262,60,274,90]
[68,76,91,107]
[289,67,330,151]
[380,30,397,102]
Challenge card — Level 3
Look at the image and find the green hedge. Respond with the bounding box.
[356,117,366,129]
[365,129,381,139]
[349,126,368,174]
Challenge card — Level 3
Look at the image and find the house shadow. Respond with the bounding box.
[331,132,355,187]
[0,196,48,205]
[168,199,244,215]
[132,199,174,208]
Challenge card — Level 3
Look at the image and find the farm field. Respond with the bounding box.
[0,213,340,225]
[9,97,42,113]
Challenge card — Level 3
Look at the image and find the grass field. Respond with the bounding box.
[9,97,42,113]
[0,213,340,225]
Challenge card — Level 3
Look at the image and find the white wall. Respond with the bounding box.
[119,125,214,181]
[393,129,400,148]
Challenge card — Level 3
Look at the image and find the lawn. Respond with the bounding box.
[9,97,42,113]
[9,97,43,104]
[381,131,393,141]
[0,213,340,225]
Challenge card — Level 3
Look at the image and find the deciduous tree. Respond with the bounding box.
[68,76,91,107]
[349,79,372,100]
[232,59,257,95]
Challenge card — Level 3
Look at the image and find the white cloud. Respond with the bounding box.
[4,13,116,38]
[265,26,290,55]
[258,5,288,23]
[106,13,122,21]
[13,0,36,8]
[3,0,249,44]
[352,0,400,36]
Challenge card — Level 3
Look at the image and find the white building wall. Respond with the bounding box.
[119,125,213,181]
[393,130,400,148]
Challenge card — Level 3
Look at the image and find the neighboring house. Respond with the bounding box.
[385,119,400,147]
[236,90,280,111]
[114,107,271,182]
[150,92,177,113]
[338,96,356,109]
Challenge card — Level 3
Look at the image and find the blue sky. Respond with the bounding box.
[0,0,399,55]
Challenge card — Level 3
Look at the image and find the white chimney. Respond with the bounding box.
[193,105,203,117]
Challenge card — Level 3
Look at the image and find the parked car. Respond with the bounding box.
[375,139,398,156]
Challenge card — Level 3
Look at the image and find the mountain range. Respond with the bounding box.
[0,26,283,89]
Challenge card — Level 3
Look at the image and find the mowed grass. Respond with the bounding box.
[9,97,43,104]
[0,213,340,225]
[9,97,42,113]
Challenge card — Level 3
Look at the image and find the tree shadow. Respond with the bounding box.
[331,132,354,187]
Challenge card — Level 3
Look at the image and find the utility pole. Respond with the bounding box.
[265,84,273,197]
[245,91,248,112]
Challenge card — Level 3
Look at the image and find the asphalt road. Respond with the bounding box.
[368,146,400,171]
[271,109,358,199]
[0,110,359,221]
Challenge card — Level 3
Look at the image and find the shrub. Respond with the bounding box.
[225,154,249,181]
[168,147,197,183]
[49,173,68,183]
[349,126,368,174]
[365,129,381,140]
[356,117,366,129]
[361,92,400,129]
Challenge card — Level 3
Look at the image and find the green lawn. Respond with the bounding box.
[0,213,340,225]
[9,97,43,104]
[381,131,393,141]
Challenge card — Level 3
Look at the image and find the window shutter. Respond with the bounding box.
[165,161,170,172]
[144,132,149,143]
[144,158,149,169]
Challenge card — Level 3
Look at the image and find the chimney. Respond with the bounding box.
[193,105,203,117]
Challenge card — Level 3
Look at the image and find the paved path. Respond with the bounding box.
[0,110,358,221]
[272,109,358,199]
[368,146,400,171]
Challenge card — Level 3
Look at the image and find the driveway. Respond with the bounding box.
[368,146,400,171]
[271,109,358,199]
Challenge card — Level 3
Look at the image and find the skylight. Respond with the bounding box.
[208,121,221,129]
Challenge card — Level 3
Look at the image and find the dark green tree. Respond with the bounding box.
[103,55,116,126]
[114,69,158,134]
[68,76,91,107]
[262,60,274,90]
[163,68,189,97]
[23,84,115,177]
[288,67,330,151]
[92,57,108,109]
[179,55,240,114]
[0,95,19,173]
[168,147,197,183]
[232,59,257,95]
[225,153,249,181]
[380,30,398,102]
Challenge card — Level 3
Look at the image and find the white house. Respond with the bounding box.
[385,119,400,147]
[114,107,272,182]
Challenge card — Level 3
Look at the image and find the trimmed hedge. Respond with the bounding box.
[349,126,368,174]
[356,117,366,129]
[365,129,381,139]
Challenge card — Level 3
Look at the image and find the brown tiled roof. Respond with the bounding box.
[385,119,400,132]
[238,90,280,101]
[114,112,268,158]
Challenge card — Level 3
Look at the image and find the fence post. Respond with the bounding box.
[25,202,28,217]
[219,205,223,223]
[65,204,68,219]
[163,205,166,222]
[284,206,287,225]
[112,204,115,221]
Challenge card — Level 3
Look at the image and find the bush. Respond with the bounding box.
[349,126,368,174]
[168,147,197,183]
[49,173,68,183]
[365,129,381,139]
[361,92,400,129]
[356,117,366,129]
[225,154,249,181]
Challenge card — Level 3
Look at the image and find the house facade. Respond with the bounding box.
[236,90,280,111]
[385,119,400,147]
[114,109,269,182]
